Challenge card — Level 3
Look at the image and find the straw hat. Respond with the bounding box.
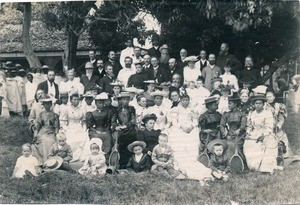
[211,77,223,84]
[59,91,69,98]
[44,156,63,171]
[204,96,218,104]
[82,91,95,98]
[127,141,146,152]
[150,90,165,97]
[116,92,132,99]
[184,55,198,62]
[207,139,228,153]
[85,62,94,69]
[250,94,266,102]
[40,96,53,103]
[95,92,109,100]
[124,87,144,94]
[252,85,268,95]
[144,80,158,84]
[110,81,124,87]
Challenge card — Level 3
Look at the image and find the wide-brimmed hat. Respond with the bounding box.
[95,92,109,100]
[5,61,13,66]
[150,90,165,97]
[44,156,63,171]
[85,62,94,69]
[184,55,198,62]
[124,87,144,94]
[239,78,255,85]
[252,85,268,95]
[211,77,223,84]
[127,141,146,152]
[19,68,26,73]
[144,80,158,84]
[207,139,228,153]
[142,114,157,124]
[159,44,169,53]
[110,81,124,87]
[42,65,49,70]
[40,96,53,103]
[15,64,23,69]
[204,96,218,104]
[10,67,18,73]
[250,94,266,102]
[116,92,132,99]
[90,138,103,149]
[82,91,95,98]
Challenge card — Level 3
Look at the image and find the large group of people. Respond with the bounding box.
[3,37,300,186]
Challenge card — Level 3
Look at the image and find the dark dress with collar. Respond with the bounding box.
[127,72,148,89]
[137,129,161,153]
[80,74,100,93]
[99,75,116,95]
[126,154,152,173]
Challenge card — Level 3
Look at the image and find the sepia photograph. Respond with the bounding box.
[0,0,299,204]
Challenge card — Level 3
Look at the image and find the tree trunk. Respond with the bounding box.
[63,29,79,72]
[21,3,42,69]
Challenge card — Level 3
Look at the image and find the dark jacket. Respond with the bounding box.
[127,72,148,89]
[36,80,59,99]
[48,142,73,163]
[137,129,161,153]
[94,67,106,79]
[99,75,116,95]
[126,154,152,173]
[104,60,122,78]
[80,74,100,93]
[148,47,161,58]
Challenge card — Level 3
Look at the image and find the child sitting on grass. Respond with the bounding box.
[47,132,76,173]
[207,139,230,182]
[12,143,40,178]
[126,141,152,173]
[151,134,185,178]
[78,138,107,176]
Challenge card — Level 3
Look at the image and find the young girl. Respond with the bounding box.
[135,93,148,129]
[12,143,40,178]
[137,114,161,156]
[78,138,107,176]
[110,81,123,107]
[151,134,183,178]
[219,59,239,93]
[207,139,230,182]
[126,141,152,173]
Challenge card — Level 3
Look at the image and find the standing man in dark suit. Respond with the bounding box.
[195,50,208,72]
[238,56,261,88]
[89,50,98,68]
[99,64,116,95]
[148,35,161,58]
[36,69,59,100]
[104,50,122,77]
[94,59,106,79]
[142,54,153,79]
[80,62,101,93]
[177,48,188,71]
[150,57,170,84]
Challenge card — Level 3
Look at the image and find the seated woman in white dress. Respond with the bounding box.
[168,94,212,183]
[60,92,90,162]
[244,94,283,174]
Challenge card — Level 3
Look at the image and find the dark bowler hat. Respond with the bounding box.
[142,114,157,124]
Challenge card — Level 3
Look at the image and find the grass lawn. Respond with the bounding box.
[0,115,300,204]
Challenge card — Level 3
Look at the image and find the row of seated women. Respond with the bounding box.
[28,82,297,182]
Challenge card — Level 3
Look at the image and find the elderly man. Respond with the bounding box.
[238,56,261,88]
[60,69,84,95]
[117,56,136,86]
[36,69,59,99]
[159,44,170,66]
[104,50,122,77]
[119,39,134,68]
[216,43,242,75]
[195,50,208,72]
[177,48,188,71]
[80,62,101,93]
[202,54,222,90]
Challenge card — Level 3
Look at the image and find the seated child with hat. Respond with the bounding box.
[126,141,152,173]
[12,143,40,178]
[78,138,107,176]
[151,134,185,178]
[207,139,230,182]
[46,132,76,173]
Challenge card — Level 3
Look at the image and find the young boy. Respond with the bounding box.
[47,132,76,173]
[151,134,184,178]
[207,139,230,182]
[126,141,152,173]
